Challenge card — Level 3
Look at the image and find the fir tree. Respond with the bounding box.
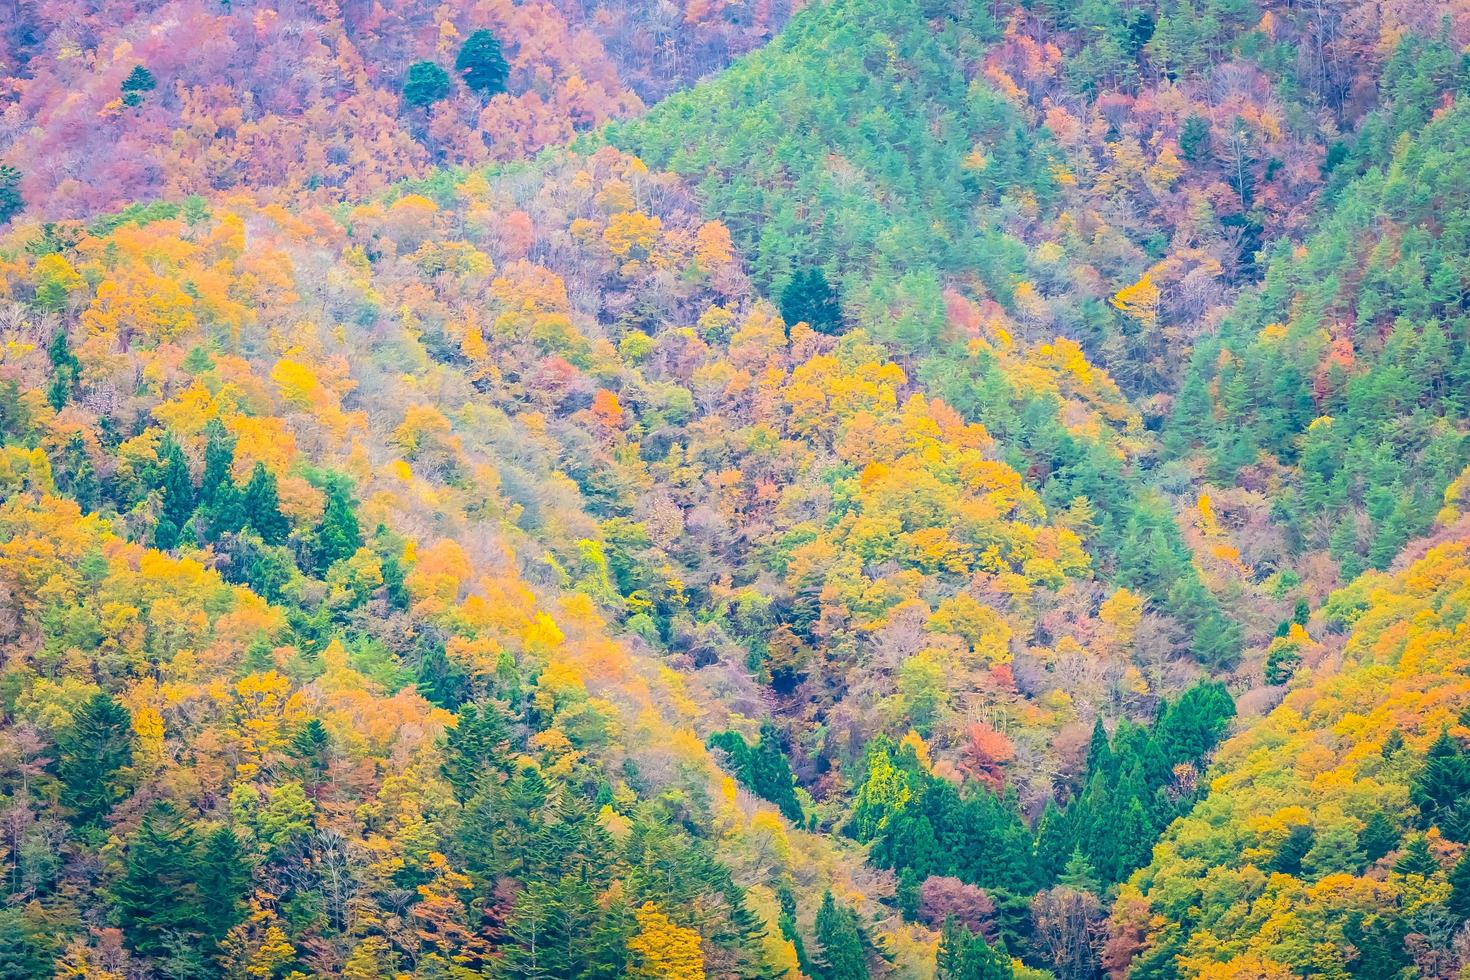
[456,29,510,97]
[814,891,869,980]
[55,692,133,826]
[314,476,362,570]
[403,61,451,108]
[242,462,289,545]
[113,803,206,957]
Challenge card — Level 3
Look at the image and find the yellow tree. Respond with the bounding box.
[627,902,706,980]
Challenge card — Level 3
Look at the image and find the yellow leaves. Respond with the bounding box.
[627,903,706,980]
[1146,143,1184,191]
[393,403,454,458]
[232,671,303,776]
[603,211,662,258]
[1197,493,1220,535]
[1257,321,1288,344]
[1110,271,1161,330]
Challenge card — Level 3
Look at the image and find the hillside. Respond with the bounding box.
[1,0,1470,977]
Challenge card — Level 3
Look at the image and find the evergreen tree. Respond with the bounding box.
[158,433,195,534]
[55,692,133,826]
[456,29,510,97]
[780,268,844,334]
[314,476,362,570]
[1360,810,1400,864]
[1448,851,1470,920]
[1393,835,1440,878]
[403,61,451,108]
[114,803,206,957]
[242,462,290,545]
[0,164,21,226]
[814,891,869,980]
[197,825,250,943]
[121,65,157,106]
[936,917,1012,980]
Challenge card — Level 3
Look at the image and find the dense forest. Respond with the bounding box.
[1,0,1470,976]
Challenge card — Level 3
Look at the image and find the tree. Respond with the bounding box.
[198,826,250,944]
[780,268,843,334]
[114,803,206,957]
[456,30,510,97]
[1178,114,1211,163]
[936,917,1011,980]
[0,165,21,225]
[242,462,289,545]
[403,61,451,108]
[1031,885,1104,980]
[121,65,156,107]
[56,693,133,826]
[814,891,869,980]
[626,902,705,980]
[314,476,362,570]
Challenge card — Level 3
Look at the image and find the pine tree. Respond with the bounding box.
[456,29,510,97]
[242,462,289,545]
[114,803,207,957]
[442,702,511,801]
[936,917,1012,980]
[314,476,362,570]
[1393,835,1440,878]
[0,164,21,226]
[1447,852,1470,920]
[120,65,157,106]
[158,433,195,533]
[198,825,250,943]
[780,268,843,334]
[1360,811,1400,864]
[814,891,869,980]
[56,692,133,826]
[403,61,451,108]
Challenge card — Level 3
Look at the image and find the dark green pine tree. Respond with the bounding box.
[56,692,133,826]
[442,701,511,801]
[198,419,245,539]
[780,268,844,335]
[120,64,157,106]
[456,29,510,97]
[242,462,290,545]
[288,717,331,792]
[0,909,50,977]
[1393,835,1440,878]
[1447,851,1470,921]
[814,891,869,980]
[156,433,195,547]
[749,720,803,822]
[776,883,816,977]
[0,164,21,227]
[1412,728,1470,834]
[314,476,362,570]
[113,803,207,957]
[416,634,470,709]
[403,61,451,108]
[1360,810,1400,864]
[46,329,79,409]
[936,917,1012,980]
[197,825,251,944]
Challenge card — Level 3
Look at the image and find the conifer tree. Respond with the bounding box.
[56,692,133,826]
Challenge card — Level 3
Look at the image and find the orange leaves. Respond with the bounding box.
[958,721,1015,792]
[592,389,625,429]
